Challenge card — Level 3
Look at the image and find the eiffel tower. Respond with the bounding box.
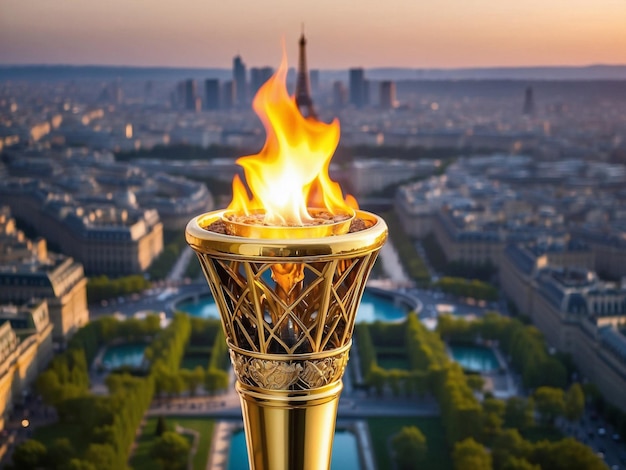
[295,29,317,119]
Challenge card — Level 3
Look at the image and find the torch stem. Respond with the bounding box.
[236,381,342,470]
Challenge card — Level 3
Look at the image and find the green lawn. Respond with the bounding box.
[368,417,451,470]
[130,416,215,470]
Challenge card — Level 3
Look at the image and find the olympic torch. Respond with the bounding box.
[186,51,387,470]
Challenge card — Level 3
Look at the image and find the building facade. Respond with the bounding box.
[0,207,89,342]
[0,182,163,276]
[349,68,366,108]
[501,252,626,411]
[0,300,54,431]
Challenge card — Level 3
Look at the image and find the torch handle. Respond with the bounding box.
[236,381,342,470]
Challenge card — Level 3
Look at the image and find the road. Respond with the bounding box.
[88,281,210,319]
[146,393,440,420]
[378,240,412,285]
[556,413,626,469]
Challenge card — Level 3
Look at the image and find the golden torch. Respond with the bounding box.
[186,52,387,470]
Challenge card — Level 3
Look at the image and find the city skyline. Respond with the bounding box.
[1,0,626,69]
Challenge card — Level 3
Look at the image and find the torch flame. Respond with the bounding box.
[227,51,357,226]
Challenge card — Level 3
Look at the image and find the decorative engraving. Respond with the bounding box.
[302,357,342,388]
[250,359,302,390]
[230,350,349,391]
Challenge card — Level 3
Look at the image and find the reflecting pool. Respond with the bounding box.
[177,290,407,323]
[449,344,499,373]
[101,343,146,369]
[227,429,361,470]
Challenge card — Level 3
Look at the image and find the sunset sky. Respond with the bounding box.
[1,0,625,69]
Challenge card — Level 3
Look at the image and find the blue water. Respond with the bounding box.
[227,430,361,470]
[356,291,407,322]
[177,296,221,319]
[176,290,407,323]
[101,343,146,369]
[450,344,499,372]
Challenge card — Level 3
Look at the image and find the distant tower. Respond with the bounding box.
[184,79,196,111]
[250,67,274,96]
[349,68,366,108]
[204,79,220,110]
[379,81,396,109]
[332,81,347,109]
[250,68,262,95]
[233,55,247,107]
[523,86,535,115]
[295,30,317,119]
[221,80,236,109]
[310,69,320,94]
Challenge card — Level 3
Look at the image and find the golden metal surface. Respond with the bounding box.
[186,209,387,470]
[222,208,354,239]
[186,209,385,260]
[229,343,350,390]
[237,381,342,470]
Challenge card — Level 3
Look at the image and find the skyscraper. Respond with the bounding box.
[310,69,320,94]
[184,79,197,111]
[233,55,247,107]
[332,81,347,109]
[250,68,262,96]
[222,80,236,109]
[250,67,274,96]
[204,79,220,110]
[295,32,316,118]
[176,81,185,108]
[379,81,396,109]
[349,68,366,108]
[523,86,535,115]
[363,79,370,107]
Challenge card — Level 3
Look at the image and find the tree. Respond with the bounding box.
[484,398,506,418]
[178,367,205,396]
[533,387,565,425]
[535,358,567,389]
[501,456,540,470]
[482,412,503,445]
[36,370,62,406]
[391,426,427,469]
[165,373,185,397]
[368,365,386,396]
[150,431,190,470]
[190,366,205,396]
[467,374,485,393]
[453,438,492,470]
[205,368,229,394]
[46,438,75,468]
[156,416,168,437]
[529,437,606,470]
[491,429,532,470]
[504,397,535,431]
[564,383,584,422]
[62,459,98,470]
[12,439,47,470]
[84,443,117,470]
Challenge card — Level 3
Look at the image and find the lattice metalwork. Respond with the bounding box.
[195,252,380,355]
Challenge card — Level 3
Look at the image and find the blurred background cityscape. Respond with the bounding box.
[1,1,626,469]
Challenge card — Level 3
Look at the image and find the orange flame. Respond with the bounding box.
[227,51,357,226]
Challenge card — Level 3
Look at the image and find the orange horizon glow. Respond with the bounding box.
[0,0,625,68]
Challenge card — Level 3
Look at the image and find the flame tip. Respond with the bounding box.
[228,49,356,228]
